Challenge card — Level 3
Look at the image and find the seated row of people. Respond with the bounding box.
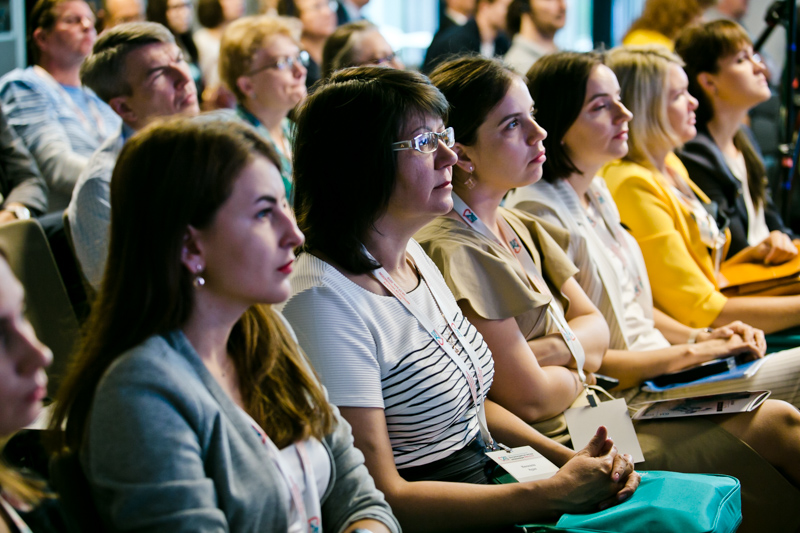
[27,45,800,533]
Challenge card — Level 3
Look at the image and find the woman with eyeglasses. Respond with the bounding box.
[321,20,404,79]
[282,66,639,533]
[220,15,307,198]
[50,118,400,533]
[675,20,798,261]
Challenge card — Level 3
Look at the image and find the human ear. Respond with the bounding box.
[180,226,206,275]
[453,143,475,174]
[32,28,48,55]
[236,75,254,99]
[697,72,717,98]
[108,96,137,124]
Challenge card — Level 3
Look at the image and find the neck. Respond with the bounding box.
[38,57,82,86]
[705,107,747,157]
[565,168,598,208]
[362,218,418,276]
[182,298,243,369]
[519,15,557,49]
[650,147,670,176]
[475,11,498,44]
[243,101,285,136]
[452,176,506,232]
[301,35,325,63]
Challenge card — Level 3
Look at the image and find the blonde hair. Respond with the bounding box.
[219,15,302,101]
[606,45,685,169]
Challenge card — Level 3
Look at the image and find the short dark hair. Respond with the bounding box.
[526,51,604,181]
[293,66,449,274]
[429,55,516,148]
[80,21,175,102]
[506,0,529,37]
[197,0,224,28]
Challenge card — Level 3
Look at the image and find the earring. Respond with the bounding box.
[463,164,477,189]
[193,264,205,288]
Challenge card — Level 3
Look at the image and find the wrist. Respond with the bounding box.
[687,328,712,344]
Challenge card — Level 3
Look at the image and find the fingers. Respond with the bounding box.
[763,232,797,264]
[580,426,610,457]
[609,452,633,483]
[754,328,767,355]
[596,469,640,511]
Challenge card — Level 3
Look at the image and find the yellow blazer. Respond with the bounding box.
[622,29,675,50]
[600,153,729,327]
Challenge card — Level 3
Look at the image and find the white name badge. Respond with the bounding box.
[564,398,645,463]
[486,445,560,483]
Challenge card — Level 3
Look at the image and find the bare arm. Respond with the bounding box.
[460,302,584,423]
[339,408,639,533]
[714,295,800,333]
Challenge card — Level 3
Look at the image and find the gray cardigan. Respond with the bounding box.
[82,329,400,533]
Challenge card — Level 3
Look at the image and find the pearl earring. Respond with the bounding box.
[193,264,205,288]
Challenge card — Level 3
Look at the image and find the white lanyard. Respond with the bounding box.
[671,185,726,276]
[585,190,645,298]
[241,409,322,533]
[33,66,110,143]
[451,194,587,383]
[363,244,506,452]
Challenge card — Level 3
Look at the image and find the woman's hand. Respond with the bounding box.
[695,320,766,356]
[543,426,639,514]
[754,231,797,265]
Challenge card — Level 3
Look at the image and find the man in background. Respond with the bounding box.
[504,0,565,74]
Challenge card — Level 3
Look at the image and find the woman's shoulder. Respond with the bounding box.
[600,159,662,196]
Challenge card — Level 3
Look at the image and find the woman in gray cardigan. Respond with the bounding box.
[50,118,399,533]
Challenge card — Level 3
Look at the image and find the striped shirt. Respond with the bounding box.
[0,67,120,211]
[283,240,494,469]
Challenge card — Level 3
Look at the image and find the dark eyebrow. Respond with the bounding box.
[497,112,522,127]
[255,195,278,205]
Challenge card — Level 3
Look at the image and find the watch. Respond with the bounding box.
[7,205,30,220]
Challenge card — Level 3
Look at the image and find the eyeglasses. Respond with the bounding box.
[303,0,337,13]
[247,50,310,75]
[392,127,455,154]
[359,52,397,67]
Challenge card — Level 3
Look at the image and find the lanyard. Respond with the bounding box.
[451,194,587,384]
[33,66,109,143]
[671,185,726,276]
[241,409,322,533]
[363,244,506,452]
[585,189,645,298]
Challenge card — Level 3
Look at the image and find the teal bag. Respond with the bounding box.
[514,471,742,533]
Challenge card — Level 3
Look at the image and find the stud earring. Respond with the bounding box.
[193,264,205,288]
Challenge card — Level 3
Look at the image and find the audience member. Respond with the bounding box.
[67,22,200,291]
[50,118,400,533]
[278,0,338,90]
[335,0,369,24]
[194,0,244,105]
[510,51,800,412]
[599,45,800,333]
[0,254,55,533]
[146,0,205,100]
[0,108,48,222]
[436,0,476,37]
[422,0,512,74]
[504,0,565,74]
[622,0,708,50]
[676,20,796,258]
[0,0,120,212]
[99,0,144,28]
[705,0,749,23]
[283,65,640,532]
[420,54,800,532]
[321,20,403,78]
[220,15,306,198]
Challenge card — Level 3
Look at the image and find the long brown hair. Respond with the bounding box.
[51,118,334,451]
[675,19,767,207]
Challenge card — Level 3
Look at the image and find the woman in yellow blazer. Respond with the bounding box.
[600,45,800,333]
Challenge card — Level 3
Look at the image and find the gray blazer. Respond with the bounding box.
[0,106,47,215]
[82,329,400,533]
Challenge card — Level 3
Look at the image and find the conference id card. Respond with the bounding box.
[486,445,560,483]
[564,398,645,463]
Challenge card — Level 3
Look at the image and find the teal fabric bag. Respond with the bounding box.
[514,471,742,533]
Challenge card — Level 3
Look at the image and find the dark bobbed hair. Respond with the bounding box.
[197,0,224,29]
[527,51,605,182]
[429,55,516,149]
[80,21,175,103]
[51,117,335,451]
[293,66,449,274]
[321,20,377,79]
[675,19,766,205]
[146,0,199,62]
